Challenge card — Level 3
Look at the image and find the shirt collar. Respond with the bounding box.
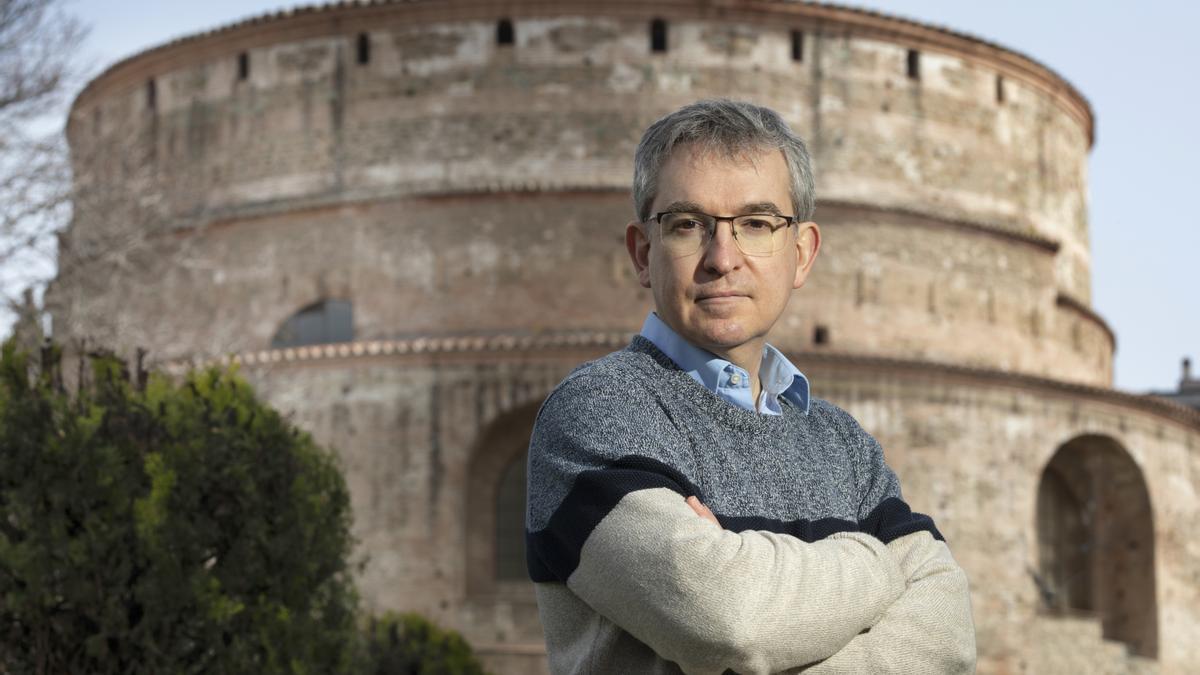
[639,312,811,415]
[758,342,810,414]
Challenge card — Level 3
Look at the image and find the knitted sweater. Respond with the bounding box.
[526,337,975,674]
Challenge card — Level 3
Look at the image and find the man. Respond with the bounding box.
[525,99,975,674]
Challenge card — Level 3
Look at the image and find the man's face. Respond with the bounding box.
[626,144,820,362]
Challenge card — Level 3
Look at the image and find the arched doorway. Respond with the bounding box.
[465,401,540,596]
[1035,435,1157,658]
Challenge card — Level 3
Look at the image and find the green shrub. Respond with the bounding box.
[363,612,486,675]
[0,342,360,673]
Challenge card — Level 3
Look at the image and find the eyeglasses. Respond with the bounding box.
[646,211,796,258]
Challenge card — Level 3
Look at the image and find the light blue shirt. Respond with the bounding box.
[639,313,811,416]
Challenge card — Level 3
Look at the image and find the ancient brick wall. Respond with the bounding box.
[220,347,1199,674]
[48,1,1196,672]
[47,190,1112,384]
[56,1,1106,382]
[815,359,1199,671]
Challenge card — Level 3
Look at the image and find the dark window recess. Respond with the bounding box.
[651,18,667,53]
[814,325,830,345]
[996,75,1005,103]
[356,33,370,64]
[495,451,528,580]
[497,18,514,46]
[238,52,249,80]
[906,49,920,80]
[791,30,804,62]
[146,79,156,110]
[271,299,354,348]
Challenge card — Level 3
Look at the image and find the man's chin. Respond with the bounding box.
[683,322,758,353]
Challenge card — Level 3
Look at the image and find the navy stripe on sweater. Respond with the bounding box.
[526,455,943,583]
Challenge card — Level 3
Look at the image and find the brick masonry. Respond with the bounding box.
[48,1,1199,672]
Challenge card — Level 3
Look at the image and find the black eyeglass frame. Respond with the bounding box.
[644,210,798,257]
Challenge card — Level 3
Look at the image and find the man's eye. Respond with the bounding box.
[740,218,774,230]
[669,218,704,232]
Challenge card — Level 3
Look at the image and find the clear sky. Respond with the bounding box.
[53,0,1200,393]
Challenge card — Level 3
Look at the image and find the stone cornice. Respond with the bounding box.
[1056,292,1117,351]
[798,350,1197,431]
[157,331,633,373]
[794,348,1196,422]
[818,199,1061,254]
[68,0,1093,146]
[160,331,1199,431]
[168,188,1063,263]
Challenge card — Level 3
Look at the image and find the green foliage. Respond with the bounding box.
[0,341,360,673]
[363,612,486,675]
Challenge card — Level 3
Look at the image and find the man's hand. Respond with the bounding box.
[686,496,721,526]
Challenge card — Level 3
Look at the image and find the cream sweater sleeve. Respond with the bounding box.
[566,487,906,675]
[800,531,976,674]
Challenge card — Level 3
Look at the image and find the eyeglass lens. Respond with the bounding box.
[657,212,789,257]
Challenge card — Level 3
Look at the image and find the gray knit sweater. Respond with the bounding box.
[526,337,975,674]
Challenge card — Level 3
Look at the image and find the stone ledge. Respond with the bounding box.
[1056,292,1117,351]
[159,189,1063,263]
[158,331,634,373]
[158,330,1200,430]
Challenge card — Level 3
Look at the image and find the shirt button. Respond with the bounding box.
[729,374,742,385]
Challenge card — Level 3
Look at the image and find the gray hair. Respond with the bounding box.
[632,99,816,222]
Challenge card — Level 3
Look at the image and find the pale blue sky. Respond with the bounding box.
[62,0,1199,393]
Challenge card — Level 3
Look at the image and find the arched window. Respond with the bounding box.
[1036,435,1158,658]
[271,299,353,348]
[495,451,527,580]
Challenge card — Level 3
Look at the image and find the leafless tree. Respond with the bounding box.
[0,0,86,345]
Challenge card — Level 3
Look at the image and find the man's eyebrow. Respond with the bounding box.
[658,200,704,213]
[737,202,784,215]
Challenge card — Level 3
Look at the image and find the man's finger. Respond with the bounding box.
[686,496,720,526]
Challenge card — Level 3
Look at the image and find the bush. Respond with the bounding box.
[363,612,486,675]
[0,342,360,673]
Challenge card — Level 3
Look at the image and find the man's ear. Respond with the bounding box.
[626,221,652,288]
[792,221,821,290]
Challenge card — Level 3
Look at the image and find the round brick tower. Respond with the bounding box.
[50,2,1200,673]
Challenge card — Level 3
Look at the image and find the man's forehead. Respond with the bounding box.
[654,144,791,210]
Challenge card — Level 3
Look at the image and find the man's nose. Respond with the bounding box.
[701,220,743,274]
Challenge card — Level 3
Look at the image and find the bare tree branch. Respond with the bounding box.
[0,0,86,344]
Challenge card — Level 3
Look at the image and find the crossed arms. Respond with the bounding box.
[539,473,975,674]
[526,375,976,674]
[684,495,976,674]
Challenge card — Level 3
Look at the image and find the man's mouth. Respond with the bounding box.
[696,291,748,302]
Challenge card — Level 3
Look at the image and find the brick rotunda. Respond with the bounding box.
[48,1,1200,672]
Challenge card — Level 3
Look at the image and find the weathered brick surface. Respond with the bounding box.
[58,3,1105,382]
[48,2,1197,673]
[232,353,1199,673]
